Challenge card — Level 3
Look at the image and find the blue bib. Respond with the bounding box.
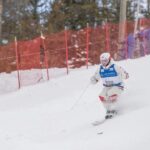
[99,64,118,78]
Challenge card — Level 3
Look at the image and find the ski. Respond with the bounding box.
[92,119,105,126]
[92,110,117,126]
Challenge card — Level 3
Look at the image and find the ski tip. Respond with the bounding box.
[92,119,105,126]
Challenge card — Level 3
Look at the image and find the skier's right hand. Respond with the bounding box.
[90,76,98,84]
[125,72,129,79]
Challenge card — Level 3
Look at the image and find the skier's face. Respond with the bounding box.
[101,59,110,67]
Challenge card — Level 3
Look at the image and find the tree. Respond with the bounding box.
[0,0,3,40]
[2,0,47,41]
[45,0,100,33]
[142,0,150,18]
[98,0,135,24]
[148,0,150,12]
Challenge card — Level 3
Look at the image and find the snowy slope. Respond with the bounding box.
[0,56,150,150]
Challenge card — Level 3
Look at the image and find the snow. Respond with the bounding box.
[0,55,150,150]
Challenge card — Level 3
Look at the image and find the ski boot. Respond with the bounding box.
[105,110,117,119]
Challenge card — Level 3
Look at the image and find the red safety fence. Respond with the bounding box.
[0,18,150,94]
[43,31,66,77]
[88,26,106,65]
[17,37,44,87]
[67,28,87,68]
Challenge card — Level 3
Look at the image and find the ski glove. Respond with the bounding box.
[90,76,99,84]
[124,71,129,79]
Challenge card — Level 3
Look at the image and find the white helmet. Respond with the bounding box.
[100,52,111,66]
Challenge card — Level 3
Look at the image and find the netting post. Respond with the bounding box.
[41,32,50,80]
[86,23,89,69]
[139,18,143,27]
[105,23,110,51]
[64,26,69,74]
[15,37,21,89]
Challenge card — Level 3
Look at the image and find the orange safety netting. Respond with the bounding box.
[44,31,66,68]
[67,28,87,68]
[0,42,19,93]
[17,37,44,86]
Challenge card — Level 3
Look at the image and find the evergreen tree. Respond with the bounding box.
[142,0,150,18]
[46,0,100,32]
[2,0,46,41]
[98,0,135,24]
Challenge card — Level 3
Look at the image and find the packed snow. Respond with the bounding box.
[0,56,150,150]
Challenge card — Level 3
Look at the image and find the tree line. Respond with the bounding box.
[0,0,149,43]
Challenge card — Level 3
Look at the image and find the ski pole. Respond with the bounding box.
[69,82,91,111]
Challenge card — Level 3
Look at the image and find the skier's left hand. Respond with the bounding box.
[90,76,98,84]
[125,72,129,79]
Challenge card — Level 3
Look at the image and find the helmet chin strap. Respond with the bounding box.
[105,59,111,67]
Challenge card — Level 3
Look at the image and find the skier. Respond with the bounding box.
[90,52,129,119]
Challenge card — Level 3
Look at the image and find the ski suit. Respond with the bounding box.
[91,61,129,111]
